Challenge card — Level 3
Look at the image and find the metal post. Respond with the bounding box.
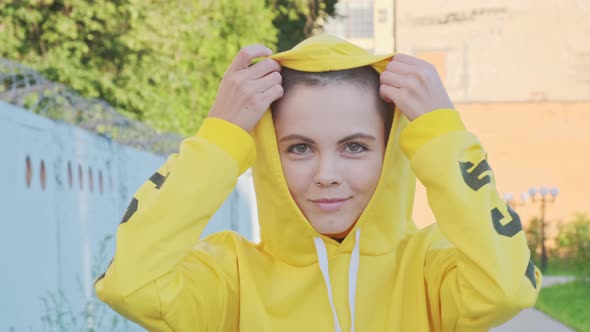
[505,186,558,274]
[540,196,548,273]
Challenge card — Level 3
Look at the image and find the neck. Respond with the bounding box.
[326,222,357,242]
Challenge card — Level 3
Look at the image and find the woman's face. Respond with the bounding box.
[274,83,386,238]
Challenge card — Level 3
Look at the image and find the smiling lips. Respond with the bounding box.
[310,198,351,212]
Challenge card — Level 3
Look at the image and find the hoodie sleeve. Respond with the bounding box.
[94,117,255,331]
[399,109,542,332]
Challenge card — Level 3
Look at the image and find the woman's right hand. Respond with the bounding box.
[208,44,283,132]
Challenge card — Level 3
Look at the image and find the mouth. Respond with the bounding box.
[310,197,351,212]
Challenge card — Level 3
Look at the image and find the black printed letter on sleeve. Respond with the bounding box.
[491,205,523,238]
[120,172,169,224]
[459,160,492,191]
[459,158,536,289]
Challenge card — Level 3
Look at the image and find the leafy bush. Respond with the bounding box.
[554,214,590,276]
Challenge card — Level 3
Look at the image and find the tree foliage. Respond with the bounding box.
[554,214,590,276]
[268,0,337,51]
[0,0,337,135]
[0,0,277,135]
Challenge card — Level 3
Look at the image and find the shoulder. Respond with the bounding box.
[408,223,455,255]
[190,230,258,261]
[179,231,257,283]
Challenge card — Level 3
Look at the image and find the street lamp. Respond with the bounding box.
[503,192,530,209]
[503,186,558,273]
[530,186,558,273]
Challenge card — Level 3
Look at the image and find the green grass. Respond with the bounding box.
[532,257,588,277]
[535,280,590,332]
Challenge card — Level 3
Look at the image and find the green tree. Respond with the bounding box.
[0,0,277,135]
[268,0,338,51]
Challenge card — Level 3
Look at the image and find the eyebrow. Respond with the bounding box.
[337,133,376,144]
[279,134,315,144]
[278,133,376,144]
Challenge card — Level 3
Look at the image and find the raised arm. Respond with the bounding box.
[95,118,254,330]
[381,54,541,331]
[400,109,541,331]
[95,44,283,330]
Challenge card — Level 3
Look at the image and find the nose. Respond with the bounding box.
[313,155,341,187]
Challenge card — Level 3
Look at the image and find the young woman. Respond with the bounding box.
[95,34,542,331]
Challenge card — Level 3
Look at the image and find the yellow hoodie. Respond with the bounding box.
[95,34,542,331]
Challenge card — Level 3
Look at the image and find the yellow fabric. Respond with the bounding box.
[95,34,542,331]
[399,108,466,160]
[197,117,256,174]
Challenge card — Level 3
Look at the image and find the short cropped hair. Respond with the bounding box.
[271,66,395,143]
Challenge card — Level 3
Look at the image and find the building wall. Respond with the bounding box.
[0,101,254,331]
[394,0,590,243]
[374,0,395,53]
[411,102,590,245]
[324,0,590,101]
[396,0,590,102]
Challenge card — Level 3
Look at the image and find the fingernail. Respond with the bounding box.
[265,47,273,54]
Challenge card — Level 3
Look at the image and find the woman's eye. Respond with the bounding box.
[289,144,311,154]
[344,143,367,153]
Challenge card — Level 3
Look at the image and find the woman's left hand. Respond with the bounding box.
[379,53,455,121]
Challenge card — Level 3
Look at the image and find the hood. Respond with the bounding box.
[251,34,418,265]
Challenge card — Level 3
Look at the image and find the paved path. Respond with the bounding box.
[540,275,579,287]
[490,276,579,332]
[491,308,575,332]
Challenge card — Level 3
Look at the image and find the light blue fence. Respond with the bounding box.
[0,100,254,331]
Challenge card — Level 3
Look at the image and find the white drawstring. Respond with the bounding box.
[348,229,361,332]
[314,237,342,332]
[313,228,361,332]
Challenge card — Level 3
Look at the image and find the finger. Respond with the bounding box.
[380,71,409,89]
[228,45,273,74]
[252,71,282,93]
[392,53,422,66]
[245,58,281,80]
[386,60,414,75]
[258,84,284,108]
[379,84,399,104]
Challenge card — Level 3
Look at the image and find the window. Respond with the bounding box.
[324,0,374,39]
[348,1,374,38]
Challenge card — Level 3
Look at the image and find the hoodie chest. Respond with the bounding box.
[237,252,408,331]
